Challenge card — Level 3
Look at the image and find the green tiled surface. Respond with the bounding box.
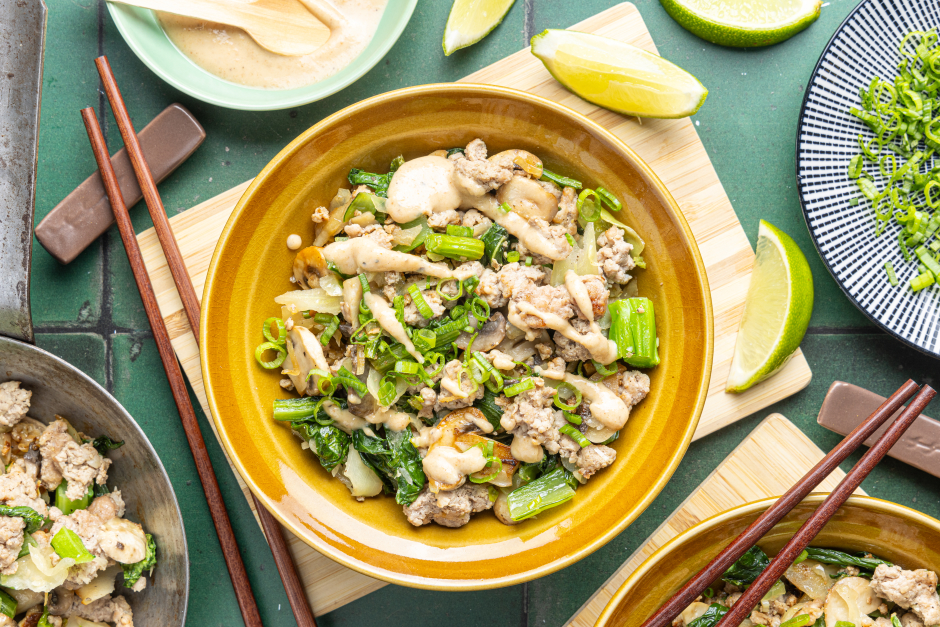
[26,0,940,625]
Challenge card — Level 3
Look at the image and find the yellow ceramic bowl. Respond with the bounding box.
[200,84,714,589]
[596,495,940,627]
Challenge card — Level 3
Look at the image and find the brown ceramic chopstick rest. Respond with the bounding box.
[35,103,205,264]
[818,380,940,479]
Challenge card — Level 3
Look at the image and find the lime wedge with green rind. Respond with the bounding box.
[726,220,814,393]
[443,0,516,56]
[660,0,822,48]
[530,29,707,119]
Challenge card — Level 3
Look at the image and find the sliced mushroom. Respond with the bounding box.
[425,407,496,492]
[292,246,330,289]
[456,312,507,352]
[98,517,148,564]
[824,576,881,627]
[285,326,330,395]
[488,149,544,179]
[496,176,559,222]
[456,432,519,487]
[784,559,835,601]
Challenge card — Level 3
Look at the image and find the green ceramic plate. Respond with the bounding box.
[106,1,417,111]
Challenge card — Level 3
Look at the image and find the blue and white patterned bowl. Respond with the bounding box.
[797,0,940,357]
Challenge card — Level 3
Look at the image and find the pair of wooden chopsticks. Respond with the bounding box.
[641,379,935,627]
[81,56,316,627]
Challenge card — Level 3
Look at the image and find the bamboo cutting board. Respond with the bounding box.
[567,414,865,627]
[135,2,814,616]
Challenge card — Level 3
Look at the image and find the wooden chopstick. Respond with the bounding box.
[92,57,318,627]
[715,383,936,626]
[640,379,921,627]
[80,108,264,627]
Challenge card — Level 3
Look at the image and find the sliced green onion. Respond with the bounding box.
[314,313,340,346]
[779,614,814,627]
[262,317,286,345]
[378,375,397,406]
[595,187,622,212]
[563,411,582,425]
[358,273,371,294]
[425,233,485,260]
[911,271,935,291]
[559,424,590,448]
[408,284,434,319]
[306,368,335,395]
[446,225,473,237]
[469,297,490,322]
[848,154,864,179]
[335,366,368,396]
[254,342,286,369]
[577,189,601,222]
[504,378,535,397]
[394,361,420,375]
[424,352,446,377]
[506,251,520,263]
[51,527,95,564]
[525,256,533,266]
[414,328,437,352]
[554,382,582,411]
[916,245,940,279]
[565,233,576,247]
[886,261,899,286]
[436,278,464,302]
[540,168,583,190]
[592,359,618,377]
[498,202,512,213]
[0,589,15,618]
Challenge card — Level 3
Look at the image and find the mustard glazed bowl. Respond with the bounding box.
[596,495,940,626]
[200,83,714,589]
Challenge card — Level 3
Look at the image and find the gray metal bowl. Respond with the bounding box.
[0,339,189,625]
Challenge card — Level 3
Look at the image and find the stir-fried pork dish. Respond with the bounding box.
[677,546,940,627]
[0,381,155,627]
[254,139,661,527]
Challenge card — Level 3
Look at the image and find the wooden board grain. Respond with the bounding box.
[566,414,866,627]
[136,2,813,616]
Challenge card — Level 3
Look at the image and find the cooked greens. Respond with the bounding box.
[688,603,728,627]
[0,505,48,535]
[92,434,125,456]
[722,545,770,587]
[122,533,157,587]
[804,547,892,574]
[346,155,404,198]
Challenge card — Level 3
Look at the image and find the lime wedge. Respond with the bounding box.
[726,220,814,393]
[530,29,707,119]
[443,0,516,56]
[661,0,822,48]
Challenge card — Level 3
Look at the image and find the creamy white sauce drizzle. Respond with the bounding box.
[412,425,441,450]
[385,155,569,260]
[368,407,411,432]
[386,156,462,223]
[363,292,423,363]
[422,445,487,487]
[323,401,369,433]
[439,371,468,399]
[563,373,630,430]
[513,301,618,364]
[288,326,331,394]
[323,238,454,278]
[511,435,544,464]
[565,270,595,323]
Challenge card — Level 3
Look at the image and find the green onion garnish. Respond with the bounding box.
[0,589,15,619]
[425,233,485,260]
[563,411,582,425]
[378,375,397,406]
[916,245,940,279]
[335,366,368,396]
[262,317,286,345]
[436,277,464,302]
[577,189,601,222]
[592,359,618,377]
[559,424,591,448]
[407,284,434,319]
[394,360,420,375]
[504,377,535,397]
[525,256,532,266]
[498,202,512,213]
[565,233,576,247]
[446,224,474,237]
[911,271,935,291]
[358,273,371,293]
[306,368,336,395]
[595,187,622,212]
[414,328,437,352]
[540,168,583,190]
[254,342,286,369]
[506,251,520,263]
[314,313,340,346]
[553,381,582,411]
[885,261,899,286]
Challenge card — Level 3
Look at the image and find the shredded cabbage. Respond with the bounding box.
[1,545,74,592]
